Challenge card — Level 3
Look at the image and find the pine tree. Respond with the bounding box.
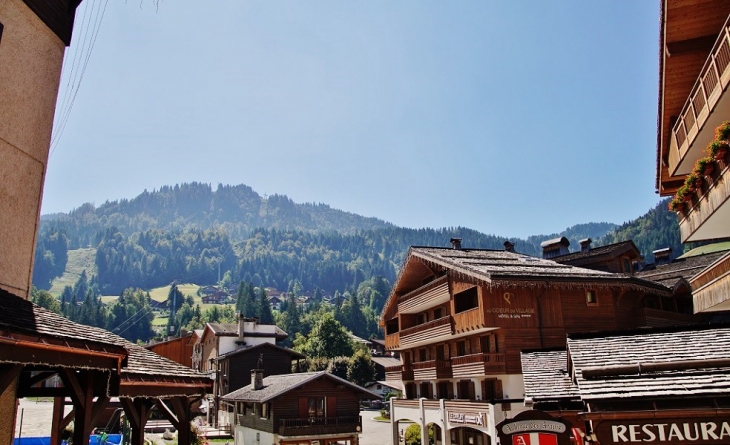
[257,287,274,324]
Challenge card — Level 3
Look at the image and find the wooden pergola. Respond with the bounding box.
[0,290,212,445]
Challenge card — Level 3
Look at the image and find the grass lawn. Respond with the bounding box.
[152,316,169,327]
[49,248,97,296]
[149,283,201,302]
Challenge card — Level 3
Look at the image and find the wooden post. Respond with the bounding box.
[50,398,65,445]
[171,397,192,445]
[72,372,94,445]
[121,398,150,445]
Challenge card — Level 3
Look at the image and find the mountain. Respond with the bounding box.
[39,182,685,297]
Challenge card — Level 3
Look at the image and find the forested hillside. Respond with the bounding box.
[36,182,686,300]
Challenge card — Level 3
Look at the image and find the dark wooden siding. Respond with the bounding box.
[22,0,81,46]
[224,344,299,394]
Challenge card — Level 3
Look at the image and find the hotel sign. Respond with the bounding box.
[595,417,730,444]
[497,411,572,445]
[448,411,485,427]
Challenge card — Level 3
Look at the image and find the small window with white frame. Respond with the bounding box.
[586,290,598,306]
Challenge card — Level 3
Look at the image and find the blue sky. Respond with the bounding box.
[43,1,661,238]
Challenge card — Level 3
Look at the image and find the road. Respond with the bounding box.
[359,409,397,445]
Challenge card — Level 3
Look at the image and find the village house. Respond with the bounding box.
[656,0,730,313]
[221,370,378,445]
[380,239,693,445]
[146,330,199,368]
[521,324,730,445]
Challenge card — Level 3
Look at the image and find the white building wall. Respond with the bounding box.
[234,425,276,445]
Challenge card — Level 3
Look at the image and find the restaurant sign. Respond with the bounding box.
[497,411,572,445]
[448,411,485,427]
[595,417,730,444]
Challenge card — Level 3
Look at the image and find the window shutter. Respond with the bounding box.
[495,379,503,399]
[327,396,337,418]
[468,381,475,399]
[298,397,308,418]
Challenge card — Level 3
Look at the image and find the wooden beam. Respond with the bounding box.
[90,396,110,429]
[0,364,22,394]
[666,34,717,57]
[26,371,58,387]
[121,398,151,445]
[72,372,94,445]
[171,397,192,445]
[60,369,85,409]
[153,399,180,430]
[50,398,65,445]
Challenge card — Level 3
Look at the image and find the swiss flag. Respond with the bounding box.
[512,433,558,445]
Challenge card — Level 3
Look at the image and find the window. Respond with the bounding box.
[419,348,427,362]
[308,397,325,417]
[0,23,4,44]
[261,402,269,419]
[456,340,466,357]
[586,290,598,305]
[434,307,443,319]
[454,287,479,313]
[623,258,632,274]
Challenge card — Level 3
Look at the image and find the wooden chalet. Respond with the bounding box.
[146,331,198,368]
[551,239,641,274]
[656,0,730,313]
[380,241,691,445]
[0,289,212,445]
[221,370,378,445]
[522,324,730,445]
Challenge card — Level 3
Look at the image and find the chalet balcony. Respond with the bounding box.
[691,251,730,313]
[452,307,484,334]
[633,308,699,327]
[385,332,400,350]
[399,315,453,349]
[678,159,730,242]
[385,364,413,381]
[397,276,450,314]
[412,359,452,380]
[278,416,362,437]
[451,353,506,378]
[669,15,730,178]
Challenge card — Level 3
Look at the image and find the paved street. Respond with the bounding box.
[359,409,396,445]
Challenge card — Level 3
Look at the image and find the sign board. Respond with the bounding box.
[448,411,485,427]
[594,417,730,445]
[497,410,572,445]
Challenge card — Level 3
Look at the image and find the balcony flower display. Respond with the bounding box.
[708,140,729,161]
[695,156,715,177]
[714,121,730,142]
[668,197,686,214]
[684,172,701,192]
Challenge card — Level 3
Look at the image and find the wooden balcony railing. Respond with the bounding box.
[452,307,483,333]
[412,358,452,379]
[400,315,452,338]
[634,308,698,326]
[451,353,506,376]
[278,416,362,436]
[385,364,413,381]
[670,14,730,173]
[385,332,400,350]
[400,316,453,348]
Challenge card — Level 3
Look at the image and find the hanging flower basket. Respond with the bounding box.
[704,163,715,176]
[715,146,728,161]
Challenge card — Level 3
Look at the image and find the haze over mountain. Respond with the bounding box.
[35,182,678,296]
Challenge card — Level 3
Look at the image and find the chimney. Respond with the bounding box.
[251,369,264,390]
[540,237,570,259]
[653,248,672,266]
[504,241,515,253]
[450,238,462,250]
[579,238,592,253]
[238,312,245,338]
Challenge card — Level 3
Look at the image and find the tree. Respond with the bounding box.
[297,314,353,358]
[236,281,257,318]
[404,424,421,445]
[341,292,367,338]
[347,349,376,386]
[327,356,349,380]
[30,287,61,314]
[256,287,275,324]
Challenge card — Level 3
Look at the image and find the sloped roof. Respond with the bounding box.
[521,350,580,402]
[0,289,210,396]
[221,371,379,403]
[551,241,639,265]
[371,356,402,368]
[568,325,730,400]
[636,249,730,288]
[207,323,238,336]
[216,341,304,360]
[381,247,671,322]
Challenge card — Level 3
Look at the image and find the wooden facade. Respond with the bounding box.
[217,342,304,396]
[223,371,378,445]
[381,245,695,444]
[146,332,196,368]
